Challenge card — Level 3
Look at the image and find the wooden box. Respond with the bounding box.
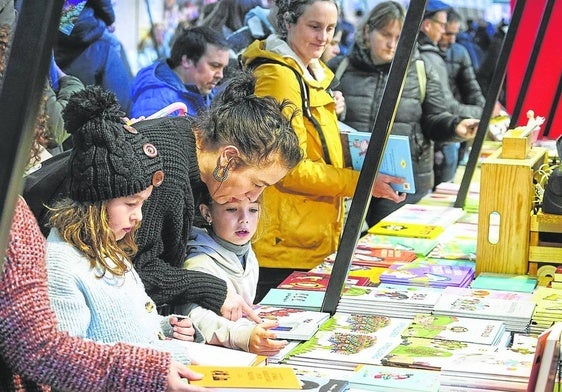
[476,147,548,275]
[528,210,562,276]
[501,128,532,159]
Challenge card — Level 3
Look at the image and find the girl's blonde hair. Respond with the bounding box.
[48,198,138,277]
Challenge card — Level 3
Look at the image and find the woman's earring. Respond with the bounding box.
[213,165,229,182]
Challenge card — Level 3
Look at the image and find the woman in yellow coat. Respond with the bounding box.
[241,0,405,301]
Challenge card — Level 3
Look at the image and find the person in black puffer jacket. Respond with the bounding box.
[328,0,479,226]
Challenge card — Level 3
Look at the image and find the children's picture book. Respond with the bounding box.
[277,271,371,291]
[325,246,418,268]
[440,349,535,391]
[379,262,474,289]
[381,337,497,370]
[187,365,301,390]
[259,288,325,311]
[251,304,330,341]
[310,260,388,286]
[401,313,507,346]
[283,312,410,371]
[470,272,538,293]
[358,233,439,257]
[427,238,477,261]
[349,364,440,391]
[339,122,415,194]
[368,221,445,240]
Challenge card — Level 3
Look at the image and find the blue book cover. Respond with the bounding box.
[349,364,440,391]
[340,122,415,194]
[259,288,325,311]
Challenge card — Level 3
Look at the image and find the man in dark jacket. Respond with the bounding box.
[418,0,483,187]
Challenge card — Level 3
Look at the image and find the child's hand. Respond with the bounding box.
[170,316,196,341]
[248,320,288,356]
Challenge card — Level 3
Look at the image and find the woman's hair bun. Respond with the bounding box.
[62,86,124,135]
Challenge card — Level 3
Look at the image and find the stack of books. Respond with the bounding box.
[276,270,372,291]
[336,284,442,318]
[530,286,562,336]
[309,260,387,286]
[380,313,513,372]
[527,322,562,392]
[348,364,440,391]
[251,304,330,341]
[357,233,439,258]
[378,260,474,288]
[323,245,418,268]
[470,272,538,293]
[282,312,410,371]
[432,287,536,333]
[439,342,536,391]
[402,313,511,347]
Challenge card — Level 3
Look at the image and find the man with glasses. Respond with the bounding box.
[418,0,484,188]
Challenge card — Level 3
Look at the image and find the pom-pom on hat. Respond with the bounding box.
[62,86,164,202]
[424,0,451,18]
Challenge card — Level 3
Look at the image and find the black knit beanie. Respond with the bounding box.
[62,86,165,202]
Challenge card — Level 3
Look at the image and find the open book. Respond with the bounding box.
[339,121,415,194]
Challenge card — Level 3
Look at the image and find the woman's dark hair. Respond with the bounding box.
[194,71,303,171]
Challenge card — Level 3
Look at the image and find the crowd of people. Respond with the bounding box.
[1,0,505,389]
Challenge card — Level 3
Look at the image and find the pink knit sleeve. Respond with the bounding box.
[0,198,171,391]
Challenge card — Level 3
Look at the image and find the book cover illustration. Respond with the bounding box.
[368,221,445,240]
[349,364,440,392]
[401,313,507,346]
[432,287,535,333]
[358,233,439,257]
[59,0,87,35]
[324,246,418,268]
[440,349,534,391]
[427,238,477,261]
[379,262,474,288]
[187,365,301,389]
[310,260,387,285]
[283,313,410,370]
[277,271,371,291]
[381,336,496,370]
[251,304,330,341]
[259,288,325,311]
[337,285,443,318]
[340,125,415,194]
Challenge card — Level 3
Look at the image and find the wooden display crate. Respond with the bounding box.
[476,146,548,275]
[528,210,562,276]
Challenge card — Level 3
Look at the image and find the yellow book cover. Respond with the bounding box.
[368,221,445,239]
[188,365,301,389]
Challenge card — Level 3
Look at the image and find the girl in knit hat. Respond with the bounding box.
[0,23,205,391]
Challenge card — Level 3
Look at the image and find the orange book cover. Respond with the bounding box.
[188,365,301,389]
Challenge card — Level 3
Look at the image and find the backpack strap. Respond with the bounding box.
[415,59,426,103]
[246,57,332,165]
[334,56,349,82]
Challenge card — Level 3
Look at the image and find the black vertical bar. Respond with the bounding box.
[322,0,427,314]
[0,0,65,270]
[542,73,561,138]
[454,0,525,208]
[508,0,554,130]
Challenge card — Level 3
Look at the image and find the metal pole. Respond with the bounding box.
[0,0,65,272]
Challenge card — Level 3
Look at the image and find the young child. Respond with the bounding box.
[184,191,261,305]
[45,86,286,364]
